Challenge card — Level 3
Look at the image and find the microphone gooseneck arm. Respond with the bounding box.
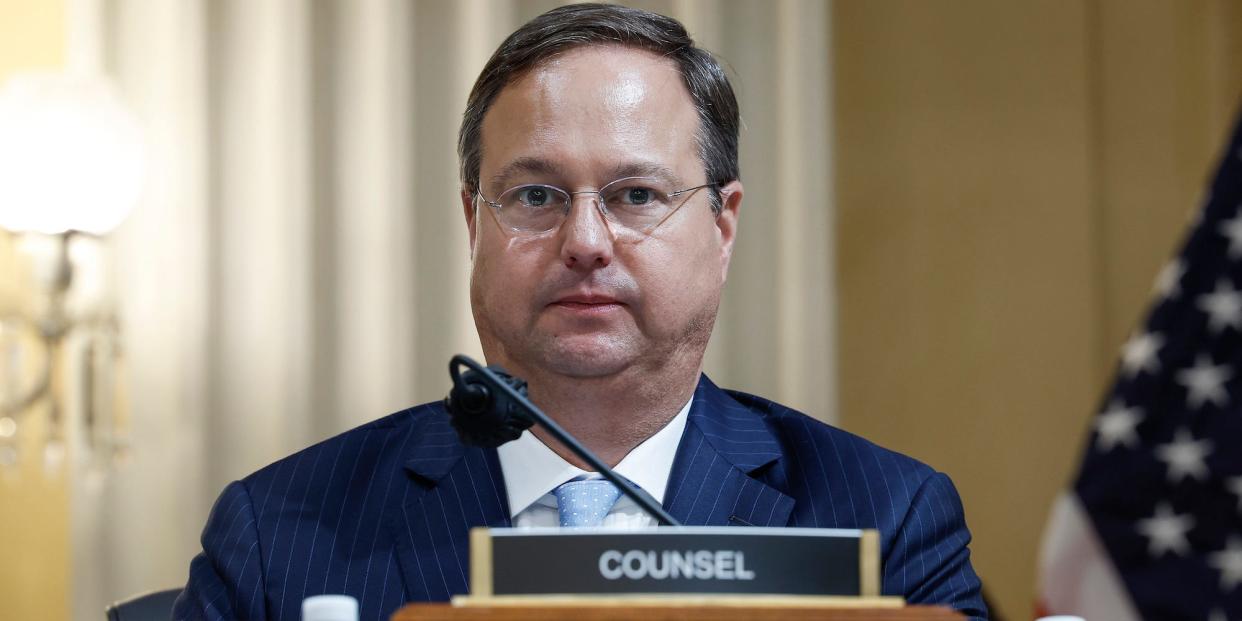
[448,354,682,527]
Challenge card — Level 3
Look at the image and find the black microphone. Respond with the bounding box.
[444,354,682,527]
[444,363,534,447]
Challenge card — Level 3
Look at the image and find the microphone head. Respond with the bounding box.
[444,365,535,448]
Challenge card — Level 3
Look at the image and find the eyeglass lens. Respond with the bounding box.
[487,177,694,235]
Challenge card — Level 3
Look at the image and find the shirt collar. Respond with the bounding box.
[496,396,693,519]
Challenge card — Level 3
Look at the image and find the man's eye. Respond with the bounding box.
[608,186,660,206]
[626,188,653,205]
[516,186,554,206]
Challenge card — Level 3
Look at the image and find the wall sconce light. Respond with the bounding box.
[0,72,144,474]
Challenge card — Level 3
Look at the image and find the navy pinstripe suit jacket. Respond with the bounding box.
[174,376,987,620]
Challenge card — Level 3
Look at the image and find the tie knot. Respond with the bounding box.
[553,479,622,528]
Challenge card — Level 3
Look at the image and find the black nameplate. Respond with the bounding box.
[470,527,878,597]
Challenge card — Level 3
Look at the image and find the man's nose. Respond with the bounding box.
[558,193,615,269]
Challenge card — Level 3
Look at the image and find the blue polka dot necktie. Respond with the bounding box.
[553,479,622,527]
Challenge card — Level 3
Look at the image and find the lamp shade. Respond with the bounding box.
[0,72,145,235]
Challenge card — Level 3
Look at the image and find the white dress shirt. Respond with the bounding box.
[496,397,692,528]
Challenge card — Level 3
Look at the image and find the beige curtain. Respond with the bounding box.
[74,1,834,617]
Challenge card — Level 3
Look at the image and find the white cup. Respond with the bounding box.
[302,594,359,621]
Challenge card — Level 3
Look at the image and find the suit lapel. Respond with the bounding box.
[664,376,795,527]
[385,408,511,601]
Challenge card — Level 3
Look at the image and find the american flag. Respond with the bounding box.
[1038,110,1242,620]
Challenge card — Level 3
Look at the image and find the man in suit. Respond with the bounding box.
[175,4,988,620]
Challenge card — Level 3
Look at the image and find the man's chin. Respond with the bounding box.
[533,337,638,378]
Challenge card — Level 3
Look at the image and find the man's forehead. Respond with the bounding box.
[478,45,700,186]
[493,46,689,123]
[516,44,683,86]
[491,44,690,107]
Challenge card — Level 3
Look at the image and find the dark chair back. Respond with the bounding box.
[105,588,181,621]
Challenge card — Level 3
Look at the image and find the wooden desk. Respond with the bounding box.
[393,597,966,620]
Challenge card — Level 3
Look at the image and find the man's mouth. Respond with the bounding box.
[549,294,625,313]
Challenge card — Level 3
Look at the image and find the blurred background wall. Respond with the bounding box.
[0,1,1239,620]
[0,2,71,620]
[836,1,1242,616]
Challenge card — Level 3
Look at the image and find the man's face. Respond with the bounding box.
[464,45,741,380]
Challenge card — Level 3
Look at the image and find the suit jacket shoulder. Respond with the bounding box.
[722,387,953,532]
[175,403,477,620]
[241,405,434,507]
[697,382,987,619]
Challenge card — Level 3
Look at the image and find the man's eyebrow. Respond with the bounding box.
[486,158,685,191]
[488,157,566,191]
[607,162,683,186]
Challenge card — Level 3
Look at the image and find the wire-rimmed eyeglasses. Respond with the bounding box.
[474,176,717,237]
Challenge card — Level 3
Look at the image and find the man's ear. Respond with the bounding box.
[715,180,743,283]
[461,188,478,252]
